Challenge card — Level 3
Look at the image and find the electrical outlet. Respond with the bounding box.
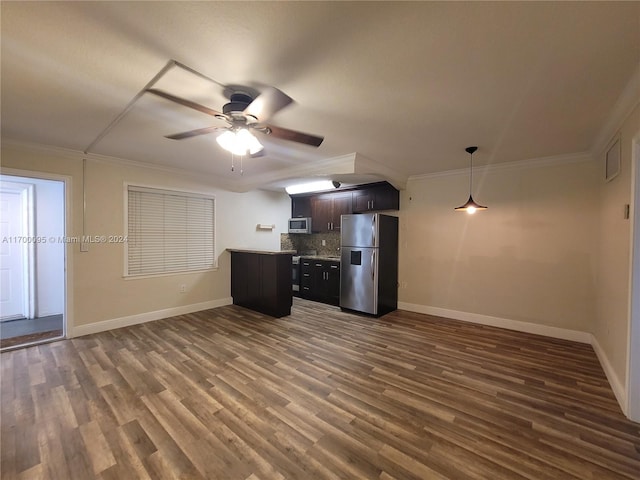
[180,284,187,293]
[321,239,326,246]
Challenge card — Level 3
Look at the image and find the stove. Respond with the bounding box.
[292,256,301,294]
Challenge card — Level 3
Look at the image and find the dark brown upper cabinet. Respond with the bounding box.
[311,191,352,233]
[352,182,400,213]
[289,182,399,231]
[291,195,312,218]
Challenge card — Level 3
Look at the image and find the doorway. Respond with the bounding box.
[0,174,65,350]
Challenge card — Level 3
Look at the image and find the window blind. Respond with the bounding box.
[126,186,216,276]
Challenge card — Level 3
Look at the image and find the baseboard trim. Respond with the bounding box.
[590,334,628,415]
[71,297,233,337]
[398,303,592,343]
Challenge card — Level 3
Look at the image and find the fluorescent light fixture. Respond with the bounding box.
[216,128,264,156]
[285,180,338,195]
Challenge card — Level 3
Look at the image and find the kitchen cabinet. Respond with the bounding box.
[290,182,399,230]
[352,182,400,212]
[230,250,293,317]
[290,182,399,233]
[311,192,352,233]
[291,195,312,218]
[300,258,340,305]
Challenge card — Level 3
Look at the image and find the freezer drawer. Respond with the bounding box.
[340,247,378,315]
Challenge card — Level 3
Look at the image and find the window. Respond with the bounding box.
[126,185,216,276]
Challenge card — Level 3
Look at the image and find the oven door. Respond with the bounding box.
[292,256,301,295]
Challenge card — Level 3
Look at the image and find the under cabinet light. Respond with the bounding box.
[285,180,339,195]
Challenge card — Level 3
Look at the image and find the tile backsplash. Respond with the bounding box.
[281,232,341,256]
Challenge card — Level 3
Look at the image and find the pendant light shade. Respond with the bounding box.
[455,146,487,214]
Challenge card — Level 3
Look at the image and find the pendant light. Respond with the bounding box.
[455,146,487,214]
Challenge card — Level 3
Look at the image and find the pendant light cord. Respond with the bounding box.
[469,150,473,196]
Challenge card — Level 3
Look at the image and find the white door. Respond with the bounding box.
[0,182,31,320]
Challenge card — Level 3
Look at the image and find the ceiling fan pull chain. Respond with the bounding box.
[231,154,235,172]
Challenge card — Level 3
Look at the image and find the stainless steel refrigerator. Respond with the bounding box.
[340,213,399,316]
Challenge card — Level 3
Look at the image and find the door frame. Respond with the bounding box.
[0,168,74,338]
[628,131,640,422]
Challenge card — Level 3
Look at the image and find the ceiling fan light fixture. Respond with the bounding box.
[455,146,487,214]
[216,128,264,156]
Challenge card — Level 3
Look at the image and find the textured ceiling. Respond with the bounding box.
[2,2,639,191]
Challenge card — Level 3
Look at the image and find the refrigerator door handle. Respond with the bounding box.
[371,214,376,246]
[371,249,375,282]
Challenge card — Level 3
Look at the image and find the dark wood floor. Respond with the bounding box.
[1,298,639,479]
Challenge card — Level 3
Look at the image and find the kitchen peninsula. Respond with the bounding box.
[228,249,295,318]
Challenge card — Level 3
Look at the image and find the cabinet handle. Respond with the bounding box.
[330,265,338,269]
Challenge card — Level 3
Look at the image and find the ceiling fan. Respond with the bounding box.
[146,86,324,156]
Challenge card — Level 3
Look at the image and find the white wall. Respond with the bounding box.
[399,155,598,338]
[594,103,640,410]
[32,177,65,317]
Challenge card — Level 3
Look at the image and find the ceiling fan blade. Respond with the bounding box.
[147,88,223,117]
[243,87,293,122]
[264,125,324,147]
[166,126,223,140]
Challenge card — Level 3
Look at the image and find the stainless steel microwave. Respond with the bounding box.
[288,217,312,234]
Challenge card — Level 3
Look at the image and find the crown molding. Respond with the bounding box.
[1,139,248,192]
[592,63,640,156]
[353,153,408,190]
[2,139,85,162]
[2,140,372,194]
[408,151,594,181]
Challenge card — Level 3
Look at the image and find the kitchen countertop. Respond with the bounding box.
[227,249,296,255]
[299,255,341,262]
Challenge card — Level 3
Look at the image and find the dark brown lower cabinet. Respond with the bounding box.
[300,258,340,306]
[231,251,292,317]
